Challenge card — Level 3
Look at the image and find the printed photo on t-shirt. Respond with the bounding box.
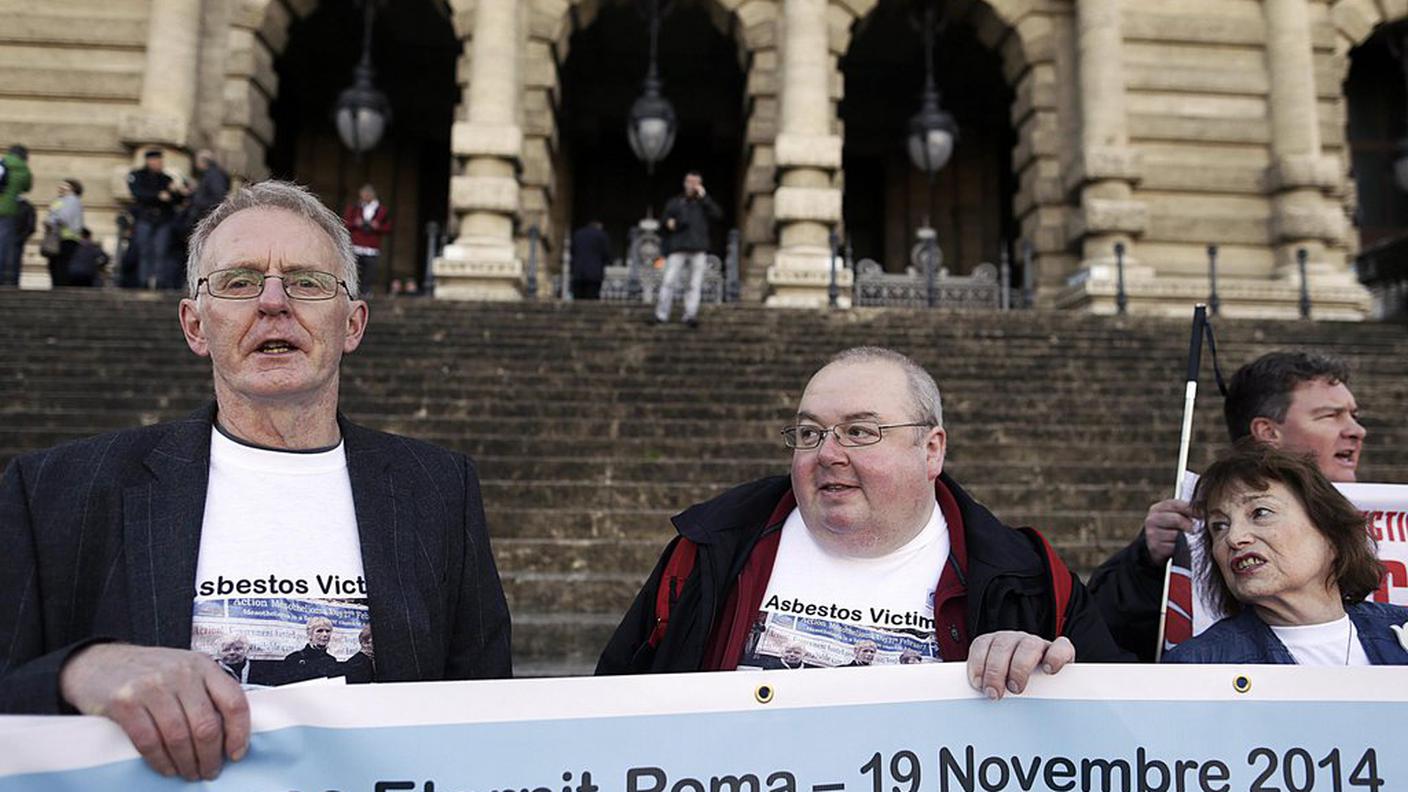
[191,579,373,688]
[737,605,939,671]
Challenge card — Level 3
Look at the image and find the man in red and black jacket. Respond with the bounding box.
[598,347,1130,694]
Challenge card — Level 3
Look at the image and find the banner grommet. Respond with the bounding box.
[1232,674,1252,694]
[755,684,774,704]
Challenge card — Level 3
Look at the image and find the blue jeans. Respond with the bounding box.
[0,215,18,285]
[655,251,706,322]
[135,218,176,289]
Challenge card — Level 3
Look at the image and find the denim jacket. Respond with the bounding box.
[1163,601,1408,665]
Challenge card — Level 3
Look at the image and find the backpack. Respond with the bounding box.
[15,198,35,241]
[15,198,35,242]
[646,526,1075,651]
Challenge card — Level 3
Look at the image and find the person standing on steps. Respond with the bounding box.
[654,170,721,329]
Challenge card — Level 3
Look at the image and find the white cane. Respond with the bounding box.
[1154,303,1207,662]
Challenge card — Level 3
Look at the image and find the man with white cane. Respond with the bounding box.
[1088,307,1367,660]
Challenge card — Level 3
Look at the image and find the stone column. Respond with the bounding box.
[435,0,524,300]
[765,0,849,307]
[1262,0,1346,280]
[119,0,203,166]
[1062,0,1147,309]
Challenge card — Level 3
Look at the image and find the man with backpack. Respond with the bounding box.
[598,347,1129,695]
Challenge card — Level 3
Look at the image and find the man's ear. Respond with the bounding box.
[926,427,947,480]
[178,298,210,357]
[1249,417,1280,444]
[343,300,369,354]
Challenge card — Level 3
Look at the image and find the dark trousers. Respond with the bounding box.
[356,254,378,297]
[46,239,78,288]
[0,216,18,285]
[572,278,602,300]
[134,218,177,289]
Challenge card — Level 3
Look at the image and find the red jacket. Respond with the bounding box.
[343,202,391,250]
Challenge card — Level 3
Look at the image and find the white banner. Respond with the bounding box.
[2,666,1408,791]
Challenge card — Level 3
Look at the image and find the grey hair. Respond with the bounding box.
[186,180,357,297]
[827,346,944,428]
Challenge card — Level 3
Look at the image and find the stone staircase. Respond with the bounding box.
[2,290,1406,675]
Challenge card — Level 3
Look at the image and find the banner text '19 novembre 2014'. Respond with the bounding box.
[1,664,1405,792]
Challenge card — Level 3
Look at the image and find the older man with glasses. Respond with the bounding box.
[598,346,1129,689]
[0,181,511,782]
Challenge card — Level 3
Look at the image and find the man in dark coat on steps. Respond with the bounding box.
[599,347,1129,691]
[569,219,610,300]
[0,181,511,782]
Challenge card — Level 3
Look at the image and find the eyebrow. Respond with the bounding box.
[796,410,882,423]
[218,261,327,272]
[1310,404,1357,415]
[1231,491,1278,506]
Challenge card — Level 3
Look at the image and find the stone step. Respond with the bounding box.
[6,311,1403,339]
[7,436,1408,475]
[510,614,618,671]
[0,405,1273,433]
[483,507,1154,545]
[472,458,1183,487]
[476,479,1173,513]
[502,572,646,616]
[9,321,1407,352]
[0,392,1253,421]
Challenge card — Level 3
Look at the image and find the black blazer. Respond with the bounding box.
[0,404,511,714]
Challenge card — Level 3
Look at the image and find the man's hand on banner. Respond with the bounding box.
[966,631,1075,700]
[59,643,250,782]
[1144,498,1199,564]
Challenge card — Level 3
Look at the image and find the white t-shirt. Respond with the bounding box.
[1269,615,1371,667]
[191,429,371,687]
[738,502,949,670]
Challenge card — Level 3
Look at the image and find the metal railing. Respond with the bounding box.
[1354,233,1408,319]
[851,259,1005,309]
[589,224,740,305]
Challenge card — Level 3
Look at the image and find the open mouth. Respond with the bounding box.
[820,483,857,493]
[1231,554,1266,573]
[256,339,298,354]
[1334,449,1357,464]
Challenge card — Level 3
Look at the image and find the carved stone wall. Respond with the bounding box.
[0,0,1388,315]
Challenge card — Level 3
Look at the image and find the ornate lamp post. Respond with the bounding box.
[624,0,676,299]
[626,0,677,175]
[907,2,958,306]
[334,0,391,155]
[907,10,958,187]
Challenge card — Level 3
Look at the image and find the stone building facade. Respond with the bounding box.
[3,0,1403,317]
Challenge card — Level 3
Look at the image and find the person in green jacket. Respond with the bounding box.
[0,144,34,286]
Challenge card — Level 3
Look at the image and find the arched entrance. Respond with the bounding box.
[1334,5,1408,317]
[557,0,747,270]
[1345,22,1408,250]
[261,0,460,293]
[840,0,1017,276]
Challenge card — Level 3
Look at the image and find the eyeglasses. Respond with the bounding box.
[780,421,935,450]
[197,268,351,301]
